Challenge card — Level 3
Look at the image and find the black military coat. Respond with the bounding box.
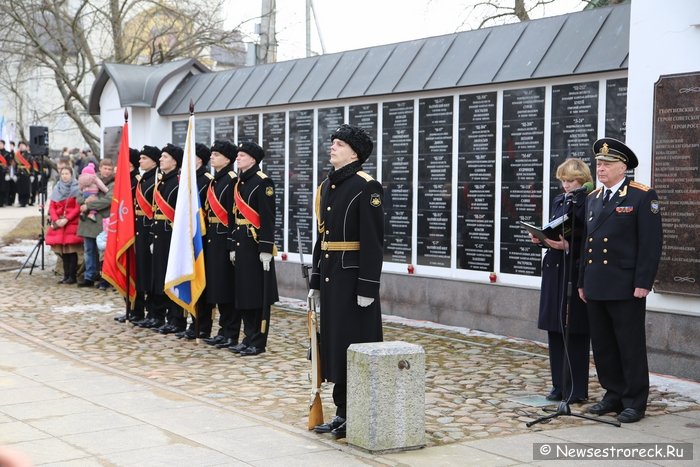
[537,191,589,334]
[230,164,278,310]
[14,150,32,197]
[204,164,236,304]
[579,178,663,301]
[309,163,384,385]
[150,169,178,294]
[134,168,156,292]
[0,149,8,200]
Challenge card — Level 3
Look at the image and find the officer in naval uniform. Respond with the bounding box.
[174,143,215,339]
[229,141,279,356]
[150,143,185,334]
[308,124,384,439]
[200,140,243,349]
[132,146,161,329]
[578,138,663,424]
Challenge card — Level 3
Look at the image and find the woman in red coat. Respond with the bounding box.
[46,167,83,283]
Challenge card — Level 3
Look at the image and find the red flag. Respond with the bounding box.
[101,122,136,304]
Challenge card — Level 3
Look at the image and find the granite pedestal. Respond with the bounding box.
[347,341,426,453]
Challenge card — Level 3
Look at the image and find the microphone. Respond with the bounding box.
[566,181,594,197]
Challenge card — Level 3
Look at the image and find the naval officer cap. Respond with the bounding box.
[593,138,638,169]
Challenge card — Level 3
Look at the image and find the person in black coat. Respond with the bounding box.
[115,147,149,324]
[198,141,243,348]
[229,141,279,356]
[150,144,185,334]
[0,140,9,207]
[578,138,663,424]
[309,124,384,439]
[530,158,592,404]
[132,146,161,329]
[177,142,218,340]
[14,142,32,207]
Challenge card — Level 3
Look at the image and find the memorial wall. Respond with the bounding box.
[170,77,631,282]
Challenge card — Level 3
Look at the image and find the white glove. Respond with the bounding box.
[3,174,8,181]
[38,175,42,182]
[357,295,374,307]
[30,176,35,183]
[12,175,17,182]
[259,252,273,271]
[229,250,236,265]
[149,243,153,254]
[308,288,320,308]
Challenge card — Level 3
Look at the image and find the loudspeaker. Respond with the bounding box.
[29,126,49,156]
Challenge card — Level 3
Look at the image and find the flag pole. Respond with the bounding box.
[123,109,132,322]
[189,99,202,344]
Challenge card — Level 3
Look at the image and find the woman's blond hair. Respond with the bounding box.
[555,158,593,184]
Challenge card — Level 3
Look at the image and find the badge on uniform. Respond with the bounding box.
[265,186,274,197]
[650,199,660,214]
[615,206,633,214]
[370,193,381,207]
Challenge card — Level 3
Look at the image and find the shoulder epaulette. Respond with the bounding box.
[256,170,268,179]
[205,172,214,179]
[135,174,142,181]
[356,170,374,182]
[589,187,602,196]
[228,170,236,179]
[629,181,650,192]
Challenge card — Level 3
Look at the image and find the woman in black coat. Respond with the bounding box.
[530,158,592,403]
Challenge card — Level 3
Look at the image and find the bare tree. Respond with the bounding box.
[0,0,251,152]
[465,0,624,30]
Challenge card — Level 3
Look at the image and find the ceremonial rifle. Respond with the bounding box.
[298,227,323,430]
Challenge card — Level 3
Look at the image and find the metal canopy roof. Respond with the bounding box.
[154,4,630,116]
[88,59,209,115]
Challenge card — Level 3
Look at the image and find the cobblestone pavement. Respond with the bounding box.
[1,253,698,448]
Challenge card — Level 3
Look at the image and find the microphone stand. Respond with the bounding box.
[16,153,46,278]
[527,189,619,428]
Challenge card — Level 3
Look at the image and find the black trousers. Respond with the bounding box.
[240,307,268,349]
[547,331,590,400]
[587,298,649,411]
[333,382,347,418]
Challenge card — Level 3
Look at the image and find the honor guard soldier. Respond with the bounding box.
[177,143,217,340]
[578,138,663,424]
[309,124,384,439]
[115,147,148,323]
[150,143,186,334]
[0,140,9,207]
[229,141,279,356]
[133,146,161,328]
[14,142,32,207]
[200,140,243,348]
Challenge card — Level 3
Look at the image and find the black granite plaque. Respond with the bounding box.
[288,110,315,254]
[652,72,700,296]
[458,92,496,271]
[214,116,236,142]
[195,118,212,145]
[500,87,545,276]
[549,82,599,198]
[382,100,414,263]
[262,112,286,249]
[237,114,259,143]
[171,120,188,147]
[417,96,452,267]
[349,104,378,176]
[605,78,628,141]
[317,106,344,178]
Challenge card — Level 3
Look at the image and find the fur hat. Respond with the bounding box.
[81,162,96,175]
[162,143,183,167]
[210,140,237,160]
[237,141,265,163]
[331,124,373,163]
[129,148,140,167]
[195,143,211,166]
[140,145,161,163]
